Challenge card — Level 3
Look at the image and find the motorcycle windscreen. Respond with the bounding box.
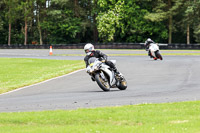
[88,57,98,65]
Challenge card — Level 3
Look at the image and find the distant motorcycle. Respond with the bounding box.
[86,57,127,91]
[147,43,163,60]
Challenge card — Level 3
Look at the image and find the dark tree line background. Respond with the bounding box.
[0,0,200,45]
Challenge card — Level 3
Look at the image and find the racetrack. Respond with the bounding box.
[0,49,200,112]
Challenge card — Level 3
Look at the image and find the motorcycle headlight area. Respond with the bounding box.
[94,66,99,71]
[93,63,101,71]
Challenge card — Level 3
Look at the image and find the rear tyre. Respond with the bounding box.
[95,73,110,91]
[117,77,127,90]
[156,51,163,60]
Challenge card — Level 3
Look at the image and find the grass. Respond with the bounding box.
[0,101,200,133]
[0,58,85,94]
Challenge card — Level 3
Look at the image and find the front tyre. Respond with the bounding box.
[95,73,110,91]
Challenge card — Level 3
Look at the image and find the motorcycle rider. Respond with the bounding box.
[145,38,155,58]
[84,43,120,76]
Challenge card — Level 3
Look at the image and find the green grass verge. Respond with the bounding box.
[0,58,85,94]
[0,101,200,133]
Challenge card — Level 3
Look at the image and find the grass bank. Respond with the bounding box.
[0,58,85,94]
[0,101,200,133]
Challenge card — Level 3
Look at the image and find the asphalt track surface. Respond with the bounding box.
[0,49,200,112]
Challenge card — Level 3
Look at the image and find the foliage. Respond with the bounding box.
[41,9,82,44]
[0,1,4,30]
[190,0,200,42]
[97,0,168,43]
[0,16,3,31]
[96,0,125,42]
[0,0,199,44]
[122,0,168,43]
[144,0,200,43]
[194,24,200,42]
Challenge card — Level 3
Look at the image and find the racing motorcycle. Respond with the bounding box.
[86,57,127,91]
[147,43,163,60]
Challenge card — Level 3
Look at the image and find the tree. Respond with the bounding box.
[40,0,82,44]
[144,0,182,43]
[77,0,99,43]
[0,0,199,44]
[170,0,200,44]
[184,0,200,44]
[96,0,125,42]
[122,0,168,43]
[0,18,2,31]
[96,0,168,43]
[21,0,34,45]
[183,0,194,44]
[192,0,200,43]
[0,1,4,31]
[34,0,47,45]
[3,0,20,46]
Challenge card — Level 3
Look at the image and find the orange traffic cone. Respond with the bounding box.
[49,46,53,55]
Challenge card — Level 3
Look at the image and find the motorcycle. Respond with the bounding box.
[86,57,127,91]
[147,43,163,60]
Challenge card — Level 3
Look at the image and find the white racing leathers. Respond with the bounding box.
[148,43,163,60]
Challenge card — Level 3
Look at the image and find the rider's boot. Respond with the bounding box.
[114,68,121,76]
[148,51,153,58]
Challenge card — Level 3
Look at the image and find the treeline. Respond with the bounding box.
[0,0,200,45]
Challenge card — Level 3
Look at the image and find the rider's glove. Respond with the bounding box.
[101,60,105,63]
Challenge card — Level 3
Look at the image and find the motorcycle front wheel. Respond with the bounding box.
[95,73,110,91]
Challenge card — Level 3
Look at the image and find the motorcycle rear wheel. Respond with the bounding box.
[156,51,163,60]
[95,73,110,91]
[117,79,127,90]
